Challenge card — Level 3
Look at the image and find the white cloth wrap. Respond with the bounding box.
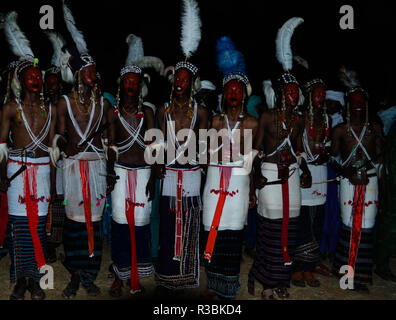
[7,156,50,217]
[62,152,107,223]
[111,165,152,226]
[300,164,328,206]
[339,167,378,229]
[258,162,301,220]
[162,166,201,197]
[202,164,250,231]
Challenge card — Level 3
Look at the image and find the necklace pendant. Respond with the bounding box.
[16,109,22,120]
[187,108,194,119]
[41,108,47,118]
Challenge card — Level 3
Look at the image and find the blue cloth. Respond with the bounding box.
[244,206,258,249]
[378,106,396,136]
[320,165,341,254]
[103,92,116,106]
[102,195,112,245]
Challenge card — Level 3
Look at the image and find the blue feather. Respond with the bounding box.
[216,36,246,76]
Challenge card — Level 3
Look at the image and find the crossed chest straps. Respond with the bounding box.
[341,125,375,170]
[115,109,146,154]
[164,101,198,166]
[63,95,104,153]
[9,98,52,157]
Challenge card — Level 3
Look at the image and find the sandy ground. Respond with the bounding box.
[1,241,396,301]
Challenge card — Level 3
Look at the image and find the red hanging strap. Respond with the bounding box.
[125,170,140,293]
[279,165,292,265]
[24,166,46,269]
[204,167,232,263]
[348,184,366,274]
[79,160,94,257]
[0,193,9,247]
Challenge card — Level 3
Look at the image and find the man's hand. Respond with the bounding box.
[300,171,312,189]
[254,171,268,190]
[348,171,369,186]
[249,191,257,210]
[0,178,10,193]
[313,154,329,166]
[153,164,166,180]
[146,176,155,201]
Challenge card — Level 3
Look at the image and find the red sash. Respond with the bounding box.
[278,165,292,265]
[23,166,46,269]
[204,167,232,263]
[348,184,366,274]
[79,161,95,257]
[125,170,140,293]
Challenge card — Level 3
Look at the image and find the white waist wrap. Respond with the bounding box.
[257,162,301,220]
[339,167,378,229]
[202,164,250,231]
[62,152,107,223]
[7,156,50,217]
[111,165,152,226]
[300,164,328,206]
[162,166,201,197]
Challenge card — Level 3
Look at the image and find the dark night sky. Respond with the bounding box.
[1,0,396,107]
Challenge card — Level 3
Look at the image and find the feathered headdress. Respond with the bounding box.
[119,34,165,98]
[338,66,366,97]
[174,0,201,77]
[216,36,251,96]
[3,11,39,100]
[263,80,276,109]
[46,31,66,69]
[60,1,95,83]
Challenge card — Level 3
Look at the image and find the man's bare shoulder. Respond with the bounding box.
[243,114,259,128]
[2,100,18,115]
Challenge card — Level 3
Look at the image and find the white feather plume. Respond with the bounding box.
[180,0,201,59]
[294,55,309,70]
[3,11,34,60]
[339,66,360,89]
[125,34,144,66]
[135,56,165,75]
[275,17,304,72]
[63,1,88,54]
[263,80,276,110]
[46,31,66,67]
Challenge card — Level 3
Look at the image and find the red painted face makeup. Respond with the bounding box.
[284,83,299,107]
[80,64,97,87]
[224,80,244,107]
[24,67,43,93]
[349,91,366,112]
[45,74,60,95]
[174,69,191,96]
[312,86,326,109]
[122,73,140,97]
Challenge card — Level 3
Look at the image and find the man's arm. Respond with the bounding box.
[105,103,118,195]
[49,104,57,200]
[0,102,15,192]
[295,118,312,188]
[143,105,156,201]
[253,112,268,189]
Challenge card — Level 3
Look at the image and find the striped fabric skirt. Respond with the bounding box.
[46,196,66,245]
[248,215,298,293]
[62,218,103,287]
[293,205,322,272]
[155,196,201,290]
[6,215,47,283]
[204,230,243,299]
[333,223,374,284]
[111,220,154,280]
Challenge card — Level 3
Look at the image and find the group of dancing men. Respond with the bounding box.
[0,1,395,301]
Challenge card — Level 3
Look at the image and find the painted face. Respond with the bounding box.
[349,91,366,112]
[284,83,299,107]
[45,74,60,95]
[174,69,191,96]
[224,80,244,107]
[24,67,43,93]
[312,86,326,109]
[122,73,140,97]
[80,64,97,87]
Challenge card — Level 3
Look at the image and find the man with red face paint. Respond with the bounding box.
[248,72,312,300]
[330,70,384,292]
[0,58,57,300]
[202,70,258,299]
[291,78,332,289]
[55,53,112,298]
[154,61,208,294]
[106,49,162,296]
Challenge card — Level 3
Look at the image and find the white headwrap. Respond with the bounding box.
[326,90,345,106]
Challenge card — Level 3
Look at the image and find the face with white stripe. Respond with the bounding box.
[24,67,43,93]
[224,80,244,108]
[350,91,366,112]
